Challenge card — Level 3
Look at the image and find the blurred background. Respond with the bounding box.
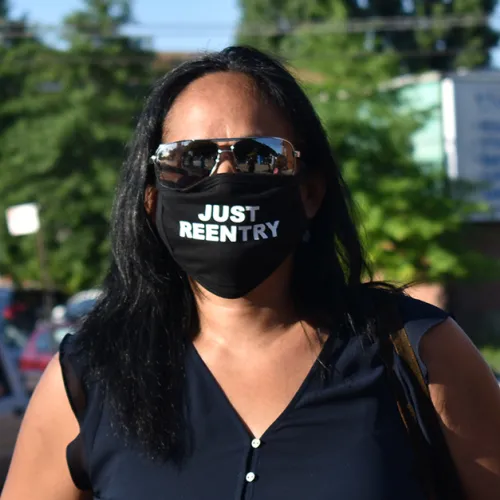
[1,0,500,488]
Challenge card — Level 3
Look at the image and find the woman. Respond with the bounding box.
[3,46,500,500]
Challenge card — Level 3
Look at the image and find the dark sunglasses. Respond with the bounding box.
[149,136,301,190]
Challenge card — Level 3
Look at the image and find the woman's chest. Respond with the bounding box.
[90,383,426,500]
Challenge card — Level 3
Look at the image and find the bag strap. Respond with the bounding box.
[390,327,429,396]
[380,327,438,499]
[386,326,465,500]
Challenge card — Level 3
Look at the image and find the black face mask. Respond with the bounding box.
[155,174,308,299]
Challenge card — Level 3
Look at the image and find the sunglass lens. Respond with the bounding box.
[233,138,293,175]
[182,141,218,172]
[154,137,296,189]
[155,141,219,189]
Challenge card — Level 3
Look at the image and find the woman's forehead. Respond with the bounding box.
[162,72,294,143]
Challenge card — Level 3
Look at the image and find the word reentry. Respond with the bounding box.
[179,204,280,242]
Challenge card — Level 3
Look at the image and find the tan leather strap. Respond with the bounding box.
[388,327,437,499]
[390,327,429,396]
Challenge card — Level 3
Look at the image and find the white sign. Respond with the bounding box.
[6,203,40,236]
[442,72,500,220]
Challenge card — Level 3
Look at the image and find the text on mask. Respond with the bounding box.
[179,204,280,242]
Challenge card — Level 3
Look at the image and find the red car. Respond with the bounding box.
[18,323,74,393]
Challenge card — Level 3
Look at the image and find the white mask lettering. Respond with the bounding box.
[179,204,280,243]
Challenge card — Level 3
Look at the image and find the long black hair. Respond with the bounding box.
[77,45,398,460]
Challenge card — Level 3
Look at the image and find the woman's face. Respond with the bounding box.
[145,71,324,219]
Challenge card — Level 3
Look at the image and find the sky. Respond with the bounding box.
[9,0,500,63]
[10,0,240,52]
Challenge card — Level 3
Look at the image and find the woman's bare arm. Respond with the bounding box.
[1,355,90,500]
[422,318,500,500]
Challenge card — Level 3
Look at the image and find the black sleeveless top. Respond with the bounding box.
[59,295,448,500]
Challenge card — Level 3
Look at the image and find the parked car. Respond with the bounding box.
[18,322,75,394]
[17,289,100,393]
[0,287,67,367]
[64,289,102,323]
[0,335,28,486]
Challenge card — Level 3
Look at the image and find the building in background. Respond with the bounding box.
[396,70,500,340]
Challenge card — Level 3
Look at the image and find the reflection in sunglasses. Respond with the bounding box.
[150,137,299,190]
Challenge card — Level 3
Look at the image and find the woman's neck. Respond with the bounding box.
[193,258,304,352]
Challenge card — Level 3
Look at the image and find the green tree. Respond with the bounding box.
[0,1,39,134]
[0,1,51,285]
[238,0,499,72]
[0,0,155,292]
[349,0,498,73]
[237,0,494,284]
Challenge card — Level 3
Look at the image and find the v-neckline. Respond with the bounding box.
[189,333,334,440]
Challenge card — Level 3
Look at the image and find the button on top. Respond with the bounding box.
[245,472,256,483]
[251,438,261,449]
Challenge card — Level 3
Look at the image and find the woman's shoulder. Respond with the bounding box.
[364,285,449,333]
[360,286,450,375]
[59,332,102,424]
[396,293,450,345]
[415,311,500,497]
[396,293,450,383]
[59,332,88,380]
[1,352,82,498]
[397,292,449,323]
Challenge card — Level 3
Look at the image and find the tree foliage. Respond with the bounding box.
[238,0,498,283]
[0,0,497,292]
[0,0,155,292]
[238,0,499,72]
